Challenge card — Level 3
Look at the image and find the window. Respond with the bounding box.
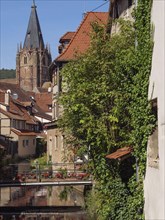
[19,121,25,129]
[23,140,25,147]
[58,45,63,54]
[26,140,29,146]
[49,155,52,161]
[23,139,29,147]
[53,70,57,85]
[24,57,27,64]
[48,104,52,110]
[148,98,159,168]
[13,119,16,128]
[43,57,45,65]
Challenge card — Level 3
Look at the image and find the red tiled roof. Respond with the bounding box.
[10,99,38,124]
[56,12,108,62]
[0,83,52,117]
[11,128,38,136]
[34,93,52,113]
[106,146,133,160]
[59,32,75,43]
[0,108,24,120]
[0,82,31,102]
[0,90,5,103]
[0,97,38,124]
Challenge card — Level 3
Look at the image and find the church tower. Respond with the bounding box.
[16,1,52,91]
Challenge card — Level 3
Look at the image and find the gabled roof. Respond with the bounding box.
[11,128,38,136]
[0,108,24,120]
[23,2,44,49]
[56,12,108,62]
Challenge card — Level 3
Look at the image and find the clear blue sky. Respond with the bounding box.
[0,0,109,69]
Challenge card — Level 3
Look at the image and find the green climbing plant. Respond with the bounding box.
[58,0,154,219]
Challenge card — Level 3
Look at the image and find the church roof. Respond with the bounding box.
[23,2,44,49]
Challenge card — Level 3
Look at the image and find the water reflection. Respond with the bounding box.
[0,186,88,220]
[0,212,88,220]
[0,213,87,220]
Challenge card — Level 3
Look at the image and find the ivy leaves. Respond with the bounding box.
[59,20,135,157]
[58,3,154,218]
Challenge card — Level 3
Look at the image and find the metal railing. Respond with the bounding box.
[0,162,91,184]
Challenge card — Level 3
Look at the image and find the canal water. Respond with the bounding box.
[0,185,88,219]
[0,163,89,219]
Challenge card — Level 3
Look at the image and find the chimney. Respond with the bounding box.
[5,90,11,106]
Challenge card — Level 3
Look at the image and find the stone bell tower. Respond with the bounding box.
[16,1,52,91]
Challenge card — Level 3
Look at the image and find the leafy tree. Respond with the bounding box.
[59,20,135,157]
[0,69,16,79]
[58,20,136,219]
[58,1,154,217]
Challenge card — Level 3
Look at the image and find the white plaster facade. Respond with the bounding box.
[144,1,165,219]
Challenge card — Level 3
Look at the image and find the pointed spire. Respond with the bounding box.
[23,1,44,49]
[33,0,35,6]
[32,0,36,9]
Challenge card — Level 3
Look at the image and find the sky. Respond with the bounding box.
[0,0,109,69]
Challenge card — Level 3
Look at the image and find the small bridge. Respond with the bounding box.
[0,180,93,188]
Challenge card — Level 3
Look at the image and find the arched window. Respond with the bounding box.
[24,56,27,64]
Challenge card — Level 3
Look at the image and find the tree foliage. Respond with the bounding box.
[59,20,135,158]
[58,1,154,218]
[0,69,16,79]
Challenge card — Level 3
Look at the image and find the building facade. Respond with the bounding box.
[0,85,52,158]
[0,91,38,158]
[144,0,165,219]
[16,2,52,92]
[108,0,165,219]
